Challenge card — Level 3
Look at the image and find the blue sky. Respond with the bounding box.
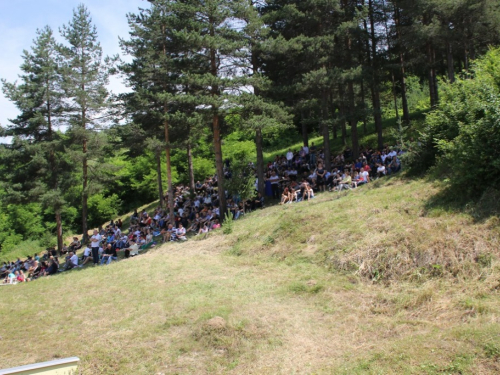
[0,0,148,128]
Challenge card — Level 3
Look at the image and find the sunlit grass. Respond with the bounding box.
[1,177,500,374]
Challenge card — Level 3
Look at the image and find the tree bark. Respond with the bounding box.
[301,109,309,147]
[394,4,410,124]
[446,41,455,83]
[82,136,88,242]
[164,110,175,226]
[213,112,227,219]
[256,128,265,196]
[156,150,164,208]
[368,0,383,149]
[321,91,331,170]
[56,211,63,252]
[187,140,195,194]
[47,84,64,252]
[338,85,347,146]
[209,22,227,219]
[427,41,438,107]
[360,79,367,135]
[162,24,175,225]
[348,80,359,159]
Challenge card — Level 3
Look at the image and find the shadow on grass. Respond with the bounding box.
[423,182,500,223]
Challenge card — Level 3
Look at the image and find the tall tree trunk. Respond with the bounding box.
[446,41,455,83]
[301,109,309,147]
[156,151,164,208]
[321,91,332,170]
[47,88,63,252]
[348,80,359,159]
[209,25,227,219]
[164,109,175,226]
[82,137,88,241]
[394,4,410,124]
[162,25,175,225]
[345,18,359,159]
[213,112,227,219]
[360,79,367,135]
[427,41,438,107]
[56,211,63,252]
[464,44,469,71]
[187,140,195,194]
[251,43,265,197]
[338,85,347,146]
[256,128,265,196]
[368,0,383,149]
[329,94,338,140]
[391,72,399,120]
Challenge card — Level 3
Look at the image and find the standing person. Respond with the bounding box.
[309,142,317,167]
[90,229,101,266]
[315,162,326,192]
[268,170,280,200]
[286,149,293,168]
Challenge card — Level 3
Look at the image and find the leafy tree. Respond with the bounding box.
[60,4,114,240]
[421,48,500,195]
[1,26,73,252]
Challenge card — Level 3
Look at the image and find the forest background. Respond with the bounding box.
[1,0,500,261]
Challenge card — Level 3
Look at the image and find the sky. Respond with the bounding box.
[0,0,149,129]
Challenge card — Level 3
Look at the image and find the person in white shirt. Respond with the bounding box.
[65,251,78,270]
[360,170,370,184]
[268,171,280,199]
[376,163,386,177]
[286,149,293,167]
[90,230,102,265]
[176,224,187,241]
[80,244,94,267]
[124,241,140,258]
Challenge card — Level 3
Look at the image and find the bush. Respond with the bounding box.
[410,48,500,197]
[87,193,122,228]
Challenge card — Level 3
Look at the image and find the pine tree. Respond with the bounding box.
[60,5,113,240]
[1,26,73,252]
[173,0,250,218]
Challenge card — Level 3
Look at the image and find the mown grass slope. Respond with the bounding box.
[1,177,500,374]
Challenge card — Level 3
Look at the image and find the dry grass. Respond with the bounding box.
[1,178,500,374]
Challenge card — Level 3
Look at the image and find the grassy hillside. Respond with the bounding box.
[1,177,500,374]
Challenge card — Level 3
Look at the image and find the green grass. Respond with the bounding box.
[2,176,500,374]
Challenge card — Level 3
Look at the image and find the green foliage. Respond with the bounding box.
[87,193,121,229]
[222,214,234,235]
[421,48,500,196]
[191,157,215,182]
[222,131,256,162]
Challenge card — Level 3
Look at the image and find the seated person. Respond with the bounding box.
[64,252,79,270]
[45,256,59,275]
[280,186,292,204]
[100,244,117,265]
[161,224,176,242]
[376,163,386,178]
[389,156,401,174]
[253,192,264,209]
[80,244,94,267]
[336,171,352,191]
[124,240,140,258]
[176,224,187,241]
[16,270,26,282]
[211,219,221,230]
[69,237,81,252]
[198,223,209,236]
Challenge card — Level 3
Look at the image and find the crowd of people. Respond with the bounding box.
[265,143,403,204]
[2,141,402,284]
